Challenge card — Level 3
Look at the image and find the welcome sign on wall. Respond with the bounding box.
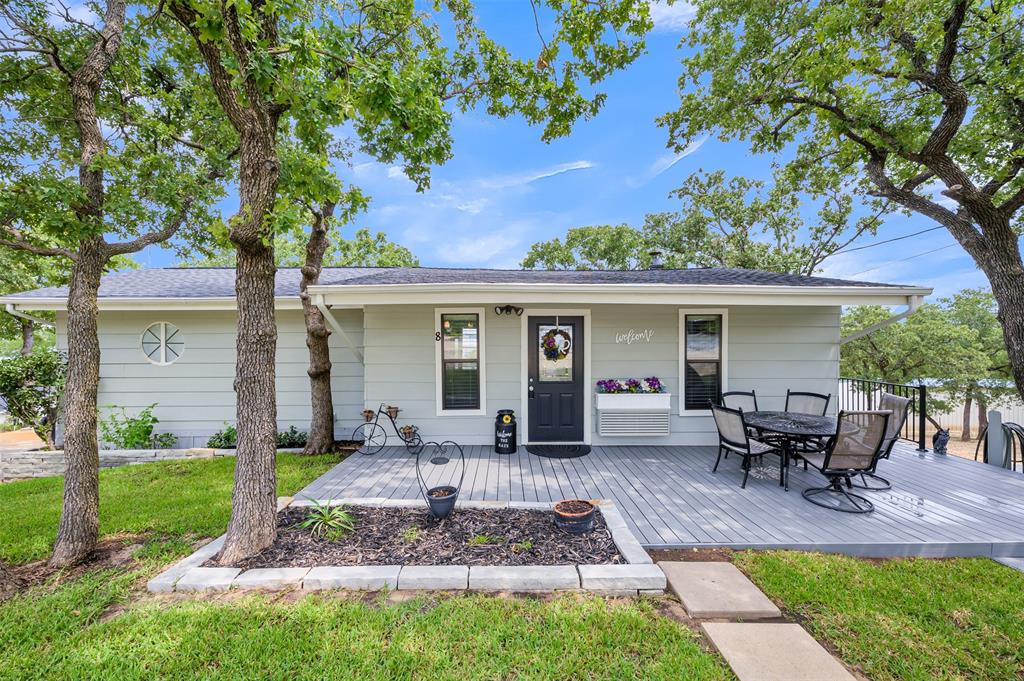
[615,328,654,344]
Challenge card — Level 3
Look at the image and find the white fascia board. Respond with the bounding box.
[0,296,304,311]
[307,282,933,307]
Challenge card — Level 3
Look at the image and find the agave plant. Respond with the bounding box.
[296,501,356,541]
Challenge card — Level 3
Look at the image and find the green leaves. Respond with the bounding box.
[0,349,66,447]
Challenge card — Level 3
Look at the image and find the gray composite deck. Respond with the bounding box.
[297,442,1024,557]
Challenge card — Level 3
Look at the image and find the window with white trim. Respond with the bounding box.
[679,311,727,412]
[141,322,184,366]
[436,309,486,414]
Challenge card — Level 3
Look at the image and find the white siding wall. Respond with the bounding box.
[360,303,840,446]
[56,308,364,447]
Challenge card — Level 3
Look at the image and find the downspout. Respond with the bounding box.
[839,295,924,345]
[5,303,55,327]
[313,294,364,363]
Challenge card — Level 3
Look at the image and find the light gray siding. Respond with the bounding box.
[360,303,840,446]
[56,309,364,447]
[63,301,839,448]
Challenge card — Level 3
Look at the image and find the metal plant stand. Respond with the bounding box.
[415,441,465,519]
[352,403,424,455]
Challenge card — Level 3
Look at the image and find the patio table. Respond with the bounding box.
[744,411,837,491]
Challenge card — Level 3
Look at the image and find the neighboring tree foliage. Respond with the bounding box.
[521,171,879,273]
[0,1,230,565]
[185,227,418,268]
[0,350,67,448]
[0,251,67,356]
[841,290,1013,438]
[169,0,653,563]
[663,0,1024,402]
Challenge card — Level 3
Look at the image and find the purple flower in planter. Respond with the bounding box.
[596,379,625,394]
[644,376,665,393]
[625,378,643,393]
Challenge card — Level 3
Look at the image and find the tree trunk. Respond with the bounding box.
[19,318,33,356]
[216,126,281,566]
[977,399,988,436]
[300,204,336,455]
[49,240,104,567]
[961,397,973,441]
[218,242,279,564]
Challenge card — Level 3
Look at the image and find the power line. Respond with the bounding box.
[837,225,945,254]
[849,243,959,277]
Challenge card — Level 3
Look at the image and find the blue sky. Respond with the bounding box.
[136,1,990,301]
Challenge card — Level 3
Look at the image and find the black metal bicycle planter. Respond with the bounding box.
[352,403,424,455]
[415,441,465,520]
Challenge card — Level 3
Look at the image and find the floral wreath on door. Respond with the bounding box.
[541,328,572,361]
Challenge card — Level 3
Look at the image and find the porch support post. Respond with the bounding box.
[313,294,364,364]
[986,410,1006,469]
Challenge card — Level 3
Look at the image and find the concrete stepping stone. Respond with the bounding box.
[702,623,855,681]
[661,562,780,619]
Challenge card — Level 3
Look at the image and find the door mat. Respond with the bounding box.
[526,444,592,459]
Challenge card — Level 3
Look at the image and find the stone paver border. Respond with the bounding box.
[147,497,664,595]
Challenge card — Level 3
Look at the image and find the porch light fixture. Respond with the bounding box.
[494,305,524,316]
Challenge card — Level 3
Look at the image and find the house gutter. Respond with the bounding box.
[5,303,55,327]
[839,295,924,345]
[313,294,364,364]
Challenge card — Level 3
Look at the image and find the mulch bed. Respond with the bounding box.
[213,506,624,570]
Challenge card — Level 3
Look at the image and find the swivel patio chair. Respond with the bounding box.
[711,404,785,489]
[801,410,891,513]
[850,393,910,491]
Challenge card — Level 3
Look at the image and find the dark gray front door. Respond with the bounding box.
[528,316,584,442]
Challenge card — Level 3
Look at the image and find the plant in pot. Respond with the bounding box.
[415,440,465,520]
[400,424,419,440]
[553,499,597,534]
[361,409,375,422]
[386,405,401,420]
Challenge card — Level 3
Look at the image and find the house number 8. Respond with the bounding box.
[435,332,442,341]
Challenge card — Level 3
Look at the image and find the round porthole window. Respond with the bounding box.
[141,322,184,366]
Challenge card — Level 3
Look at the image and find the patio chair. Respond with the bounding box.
[721,390,760,440]
[851,393,911,491]
[711,404,784,489]
[721,390,758,412]
[801,410,891,513]
[785,390,831,416]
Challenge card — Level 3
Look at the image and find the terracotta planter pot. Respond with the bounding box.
[361,410,375,422]
[386,406,400,420]
[553,499,597,535]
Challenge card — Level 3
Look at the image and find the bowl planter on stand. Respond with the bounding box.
[553,499,597,534]
[416,441,465,520]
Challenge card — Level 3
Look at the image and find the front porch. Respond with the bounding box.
[297,442,1024,558]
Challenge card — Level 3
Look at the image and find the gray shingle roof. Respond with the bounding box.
[5,266,910,300]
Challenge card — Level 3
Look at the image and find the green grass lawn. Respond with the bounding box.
[736,551,1024,681]
[0,453,733,680]
[0,568,731,680]
[0,453,338,564]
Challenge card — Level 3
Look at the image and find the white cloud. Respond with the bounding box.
[441,233,522,265]
[478,160,595,190]
[456,198,488,215]
[649,1,697,32]
[626,136,706,187]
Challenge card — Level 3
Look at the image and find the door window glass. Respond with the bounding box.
[538,323,574,382]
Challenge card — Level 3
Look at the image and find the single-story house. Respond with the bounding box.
[1,266,931,448]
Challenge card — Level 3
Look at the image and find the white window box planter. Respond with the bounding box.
[595,393,672,436]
